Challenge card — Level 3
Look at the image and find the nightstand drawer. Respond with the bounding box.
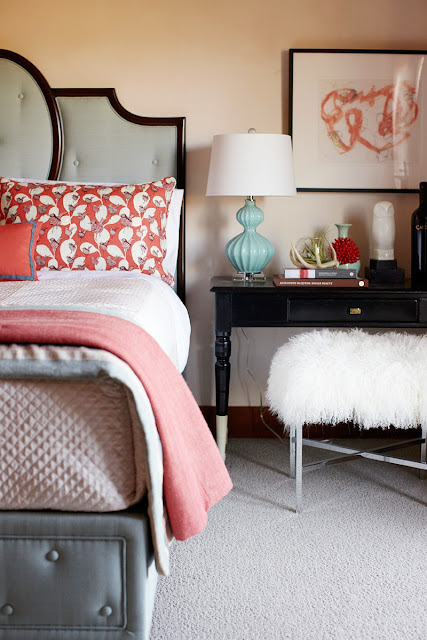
[288,298,418,323]
[232,293,287,325]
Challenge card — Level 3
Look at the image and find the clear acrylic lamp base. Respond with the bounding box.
[232,271,267,282]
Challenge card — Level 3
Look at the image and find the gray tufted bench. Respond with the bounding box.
[0,510,156,639]
[266,329,427,512]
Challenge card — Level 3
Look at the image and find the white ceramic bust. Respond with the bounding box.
[372,201,395,260]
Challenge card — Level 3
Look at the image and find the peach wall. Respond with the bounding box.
[1,0,426,405]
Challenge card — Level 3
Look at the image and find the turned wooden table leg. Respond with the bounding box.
[215,332,231,460]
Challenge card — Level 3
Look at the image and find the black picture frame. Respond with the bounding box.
[289,48,427,192]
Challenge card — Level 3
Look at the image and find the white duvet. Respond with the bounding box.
[0,271,191,371]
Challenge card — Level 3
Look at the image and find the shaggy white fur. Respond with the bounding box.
[266,329,427,430]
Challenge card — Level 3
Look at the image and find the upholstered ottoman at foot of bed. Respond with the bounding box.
[266,329,427,513]
[0,509,157,640]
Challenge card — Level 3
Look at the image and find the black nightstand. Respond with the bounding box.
[211,276,427,457]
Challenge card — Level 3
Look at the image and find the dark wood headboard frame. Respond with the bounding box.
[0,50,186,302]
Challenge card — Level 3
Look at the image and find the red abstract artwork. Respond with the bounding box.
[320,81,419,158]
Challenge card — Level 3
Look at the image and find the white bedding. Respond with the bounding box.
[0,272,191,372]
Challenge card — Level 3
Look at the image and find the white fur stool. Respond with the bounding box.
[266,329,427,512]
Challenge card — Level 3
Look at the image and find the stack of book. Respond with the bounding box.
[273,268,368,287]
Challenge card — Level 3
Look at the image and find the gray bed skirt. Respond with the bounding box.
[0,508,158,640]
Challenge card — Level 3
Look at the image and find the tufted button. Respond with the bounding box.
[46,549,59,562]
[99,605,113,617]
[1,604,13,616]
[17,93,24,100]
[73,159,80,166]
[152,159,158,166]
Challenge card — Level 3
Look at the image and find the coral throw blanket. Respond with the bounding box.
[0,309,232,541]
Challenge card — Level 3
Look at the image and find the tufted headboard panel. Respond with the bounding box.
[0,50,186,299]
[0,51,61,180]
[54,90,182,185]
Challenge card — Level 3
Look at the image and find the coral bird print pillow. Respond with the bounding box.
[0,176,176,284]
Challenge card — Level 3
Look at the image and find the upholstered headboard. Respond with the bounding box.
[0,49,186,299]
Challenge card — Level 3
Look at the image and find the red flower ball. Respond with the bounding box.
[331,237,360,265]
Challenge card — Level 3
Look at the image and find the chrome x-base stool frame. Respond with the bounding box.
[290,424,427,513]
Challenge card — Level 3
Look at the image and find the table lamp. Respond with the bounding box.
[206,130,296,280]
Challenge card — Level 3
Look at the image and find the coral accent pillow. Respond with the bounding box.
[0,221,41,280]
[0,177,176,284]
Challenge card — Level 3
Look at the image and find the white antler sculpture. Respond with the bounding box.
[290,242,339,269]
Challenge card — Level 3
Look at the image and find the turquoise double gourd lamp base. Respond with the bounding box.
[225,198,274,276]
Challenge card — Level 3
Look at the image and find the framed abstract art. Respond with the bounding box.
[289,49,427,192]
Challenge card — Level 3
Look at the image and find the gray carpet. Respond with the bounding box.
[150,438,427,640]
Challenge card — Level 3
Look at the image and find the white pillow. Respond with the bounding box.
[164,189,183,276]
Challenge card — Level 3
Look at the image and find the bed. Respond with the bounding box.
[0,49,232,639]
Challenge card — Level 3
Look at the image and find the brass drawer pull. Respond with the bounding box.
[349,307,362,315]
